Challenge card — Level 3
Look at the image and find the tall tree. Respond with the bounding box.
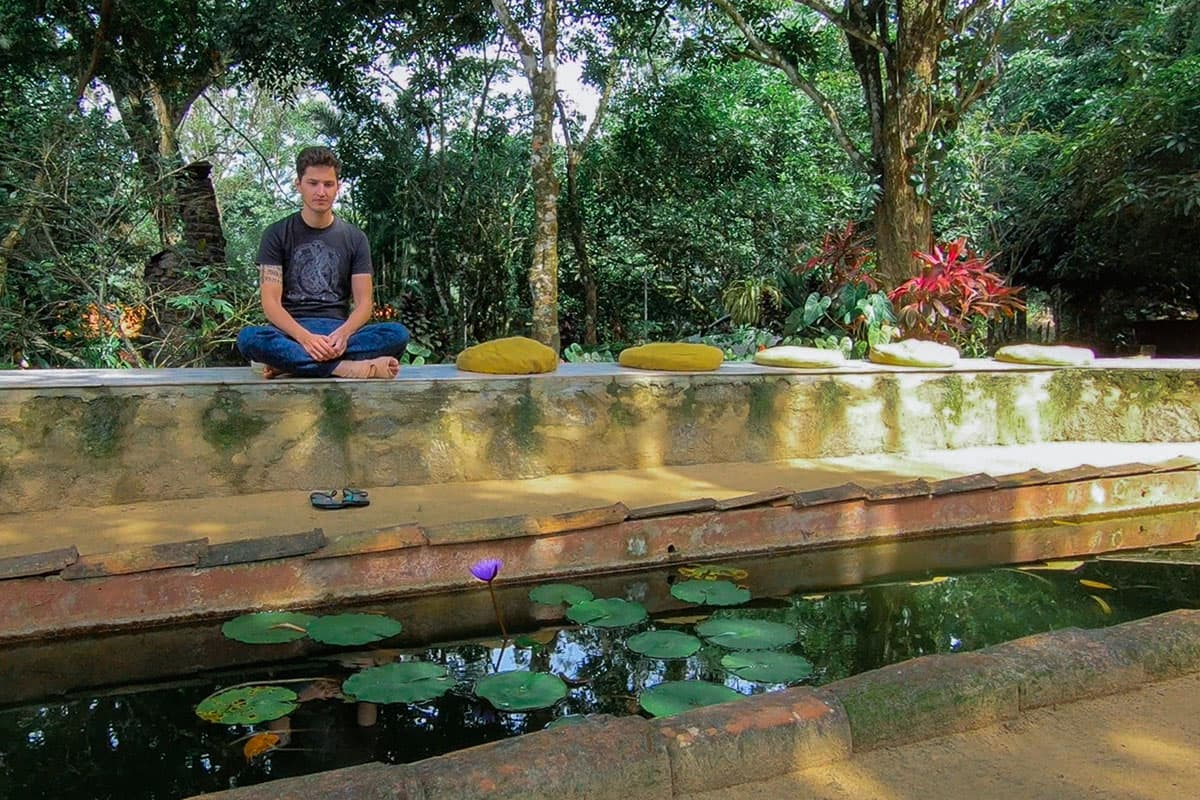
[711,0,1011,288]
[491,0,563,351]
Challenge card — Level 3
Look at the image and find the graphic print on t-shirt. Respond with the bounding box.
[286,239,341,306]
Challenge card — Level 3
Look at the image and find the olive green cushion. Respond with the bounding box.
[994,344,1095,366]
[618,342,725,371]
[868,339,960,368]
[753,345,845,369]
[456,336,558,374]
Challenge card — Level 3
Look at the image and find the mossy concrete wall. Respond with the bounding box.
[1,361,1199,513]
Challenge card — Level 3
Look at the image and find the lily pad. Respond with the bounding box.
[670,579,751,606]
[721,651,814,683]
[565,598,648,628]
[626,630,703,660]
[545,714,590,730]
[695,618,798,650]
[195,686,298,725]
[529,584,594,606]
[343,661,455,704]
[638,681,742,717]
[305,613,403,646]
[475,670,568,712]
[221,611,316,644]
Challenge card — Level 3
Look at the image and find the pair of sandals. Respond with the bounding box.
[310,488,370,510]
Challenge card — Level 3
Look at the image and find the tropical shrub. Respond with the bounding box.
[888,239,1025,353]
[783,222,896,358]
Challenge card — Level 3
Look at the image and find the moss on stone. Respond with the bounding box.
[939,374,965,427]
[201,389,268,452]
[815,378,850,419]
[877,376,902,450]
[319,387,354,442]
[18,397,81,446]
[978,375,1028,442]
[605,381,640,428]
[80,395,137,458]
[510,389,541,451]
[747,380,778,437]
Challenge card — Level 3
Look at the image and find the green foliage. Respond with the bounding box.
[474,670,568,712]
[194,686,298,725]
[304,613,404,646]
[220,612,315,644]
[343,661,455,704]
[637,680,742,717]
[670,579,752,607]
[625,630,704,660]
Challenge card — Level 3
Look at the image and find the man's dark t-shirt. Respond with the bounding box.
[257,213,372,320]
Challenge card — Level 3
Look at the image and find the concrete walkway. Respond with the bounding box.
[685,673,1200,800]
[4,441,1200,559]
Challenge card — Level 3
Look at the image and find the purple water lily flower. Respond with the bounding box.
[470,558,503,583]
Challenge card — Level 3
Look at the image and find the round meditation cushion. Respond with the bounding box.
[618,342,724,372]
[456,336,558,374]
[993,344,1095,366]
[753,345,845,369]
[868,339,960,368]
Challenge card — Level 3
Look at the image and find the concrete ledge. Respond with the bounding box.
[654,688,851,794]
[4,360,1200,512]
[182,610,1200,799]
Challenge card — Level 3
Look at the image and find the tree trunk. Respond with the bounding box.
[563,150,597,345]
[529,68,561,352]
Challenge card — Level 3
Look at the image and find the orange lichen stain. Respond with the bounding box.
[477,778,498,791]
[792,700,835,721]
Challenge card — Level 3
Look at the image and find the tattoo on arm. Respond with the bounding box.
[260,265,282,284]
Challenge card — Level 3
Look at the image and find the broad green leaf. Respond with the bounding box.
[221,611,315,644]
[529,584,594,606]
[721,651,814,683]
[566,598,648,628]
[306,613,403,646]
[343,661,454,704]
[626,630,703,660]
[695,618,798,650]
[196,686,298,725]
[546,714,590,730]
[671,579,751,606]
[475,670,567,712]
[638,681,742,717]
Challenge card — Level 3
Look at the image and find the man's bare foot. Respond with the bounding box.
[332,356,400,379]
[262,365,290,379]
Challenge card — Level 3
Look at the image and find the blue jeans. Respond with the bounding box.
[236,318,410,377]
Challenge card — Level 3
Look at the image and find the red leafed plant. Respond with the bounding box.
[888,239,1024,346]
[797,220,877,291]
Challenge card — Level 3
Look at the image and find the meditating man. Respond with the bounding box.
[236,146,409,379]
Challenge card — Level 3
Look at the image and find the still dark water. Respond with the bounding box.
[2,552,1197,800]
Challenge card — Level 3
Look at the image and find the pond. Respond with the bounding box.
[2,543,1198,800]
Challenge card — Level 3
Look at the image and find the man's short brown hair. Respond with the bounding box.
[296,146,341,180]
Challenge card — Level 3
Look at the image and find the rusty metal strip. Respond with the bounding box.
[627,498,718,521]
[534,503,629,534]
[0,546,79,580]
[992,469,1049,489]
[308,524,426,560]
[793,483,869,508]
[423,515,539,545]
[62,539,208,580]
[715,487,794,511]
[930,473,999,496]
[865,479,933,502]
[198,528,326,568]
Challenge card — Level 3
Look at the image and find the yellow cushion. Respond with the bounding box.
[618,342,724,371]
[456,336,558,374]
[994,344,1095,366]
[869,339,960,368]
[753,345,845,369]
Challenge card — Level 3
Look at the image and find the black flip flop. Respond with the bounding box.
[310,490,346,510]
[340,488,370,508]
